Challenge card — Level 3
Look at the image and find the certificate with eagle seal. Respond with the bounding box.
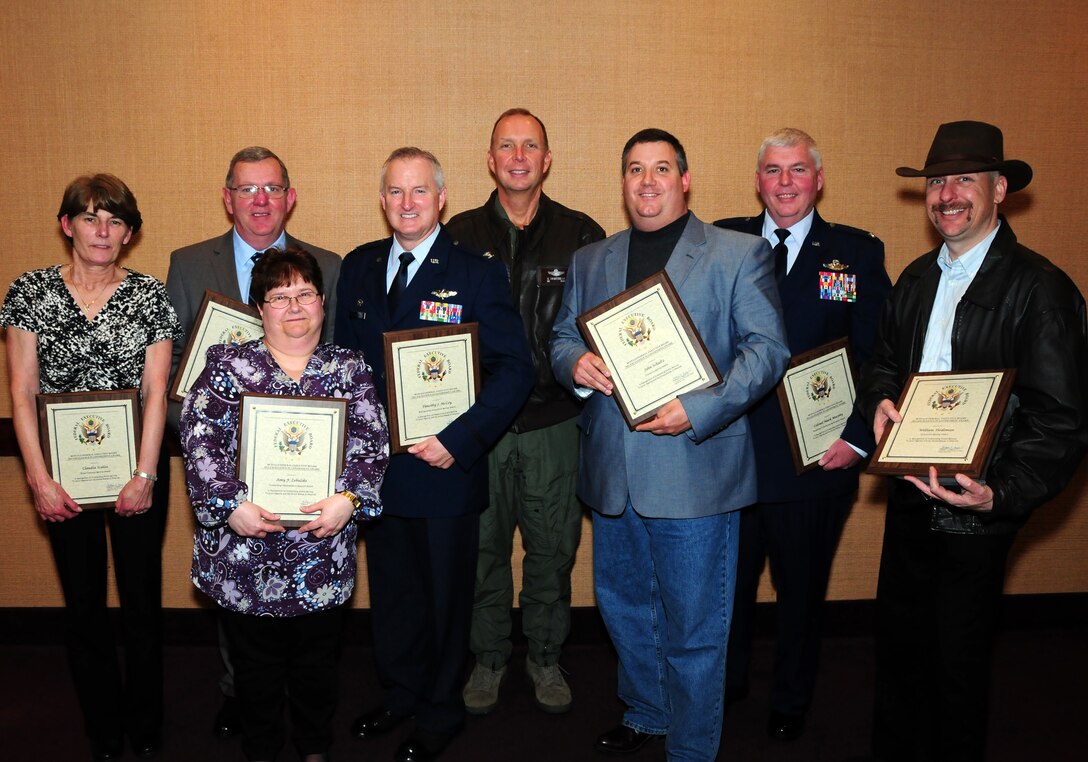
[383,323,480,453]
[236,394,347,527]
[776,337,857,474]
[36,389,142,508]
[869,369,1015,483]
[576,271,721,428]
[171,291,264,402]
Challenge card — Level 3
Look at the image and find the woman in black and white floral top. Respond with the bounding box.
[0,174,180,761]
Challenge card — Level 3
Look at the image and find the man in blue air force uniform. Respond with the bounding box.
[336,147,533,762]
[715,127,891,742]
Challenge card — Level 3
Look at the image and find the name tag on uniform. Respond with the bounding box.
[419,301,463,324]
[819,272,857,302]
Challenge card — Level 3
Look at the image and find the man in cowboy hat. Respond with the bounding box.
[859,120,1088,761]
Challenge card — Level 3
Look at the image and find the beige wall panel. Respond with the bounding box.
[2,1,1087,607]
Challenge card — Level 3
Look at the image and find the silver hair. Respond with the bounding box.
[756,128,822,171]
[380,147,445,192]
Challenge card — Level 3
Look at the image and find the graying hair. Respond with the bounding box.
[380,147,445,192]
[226,146,290,188]
[756,128,822,172]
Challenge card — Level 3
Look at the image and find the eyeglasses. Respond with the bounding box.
[230,184,288,198]
[263,290,320,309]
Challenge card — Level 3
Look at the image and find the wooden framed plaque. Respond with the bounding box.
[383,323,481,454]
[171,291,263,401]
[776,337,857,474]
[869,369,1016,482]
[236,394,348,527]
[36,389,142,508]
[576,271,721,429]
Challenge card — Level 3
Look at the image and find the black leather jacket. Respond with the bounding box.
[860,218,1088,534]
[446,191,605,432]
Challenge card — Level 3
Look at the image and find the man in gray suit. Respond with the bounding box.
[168,146,340,398]
[551,129,789,761]
[165,146,341,736]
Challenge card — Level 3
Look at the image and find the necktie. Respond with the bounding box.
[246,252,264,306]
[387,252,414,313]
[773,228,789,283]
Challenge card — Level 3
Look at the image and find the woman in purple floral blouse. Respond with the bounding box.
[180,246,389,762]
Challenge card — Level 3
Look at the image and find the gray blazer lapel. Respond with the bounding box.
[216,232,244,302]
[665,214,707,289]
[604,230,631,296]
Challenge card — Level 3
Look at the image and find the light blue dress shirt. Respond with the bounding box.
[761,208,815,275]
[918,223,1001,372]
[385,225,442,294]
[233,229,287,304]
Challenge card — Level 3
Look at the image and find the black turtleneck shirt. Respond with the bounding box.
[626,211,690,287]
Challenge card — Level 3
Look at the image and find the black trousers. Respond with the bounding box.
[364,512,479,734]
[872,483,1015,762]
[220,606,346,761]
[727,495,852,715]
[47,473,168,748]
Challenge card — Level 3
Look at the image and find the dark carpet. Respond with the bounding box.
[3,598,1085,761]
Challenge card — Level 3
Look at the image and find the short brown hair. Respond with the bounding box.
[57,174,142,235]
[226,146,291,188]
[250,245,324,304]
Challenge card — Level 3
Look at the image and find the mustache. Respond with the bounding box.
[932,201,971,214]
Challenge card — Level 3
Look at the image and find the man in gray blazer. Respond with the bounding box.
[165,146,341,737]
[551,129,789,761]
[167,146,341,415]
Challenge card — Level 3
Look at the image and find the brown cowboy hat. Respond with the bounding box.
[896,120,1032,192]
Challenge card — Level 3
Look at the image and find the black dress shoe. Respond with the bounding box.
[594,725,664,754]
[90,740,123,761]
[130,732,162,758]
[213,696,241,737]
[393,728,458,762]
[350,707,407,739]
[767,710,805,741]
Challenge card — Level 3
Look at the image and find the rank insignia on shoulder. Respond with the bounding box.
[420,300,463,324]
[822,259,848,271]
[432,289,458,299]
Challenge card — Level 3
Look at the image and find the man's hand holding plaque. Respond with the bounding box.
[775,337,858,473]
[869,369,1016,502]
[383,323,481,454]
[575,271,720,429]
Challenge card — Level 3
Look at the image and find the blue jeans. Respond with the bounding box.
[593,503,740,762]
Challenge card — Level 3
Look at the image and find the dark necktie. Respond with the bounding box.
[247,252,264,306]
[773,228,789,283]
[387,252,414,313]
